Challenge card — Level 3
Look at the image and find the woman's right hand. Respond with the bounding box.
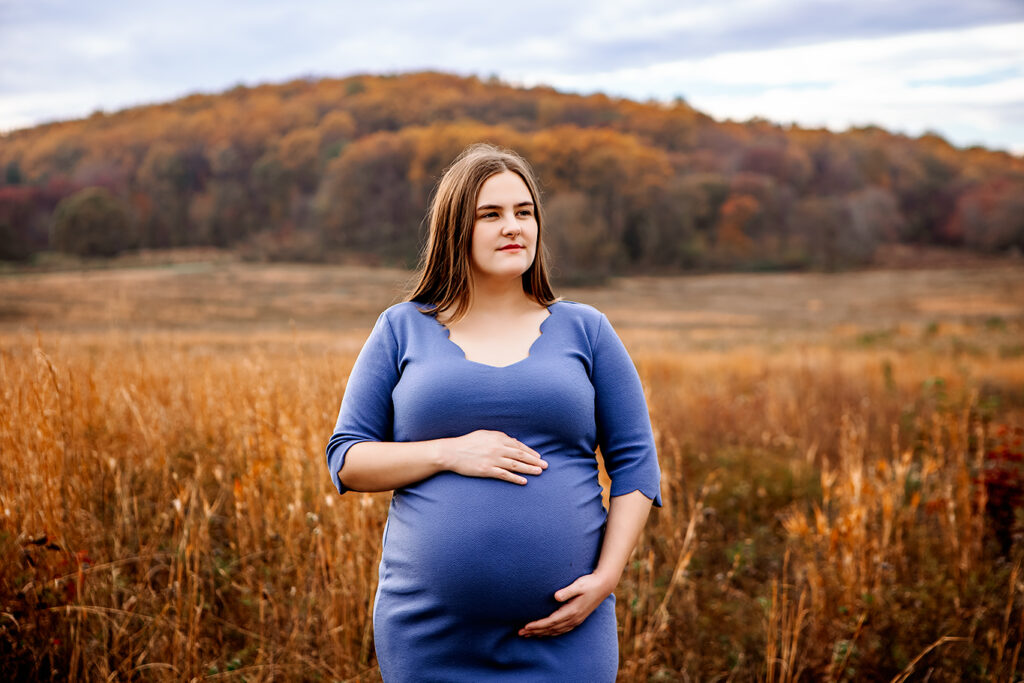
[438,430,548,485]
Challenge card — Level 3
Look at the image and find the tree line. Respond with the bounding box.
[1,71,1022,277]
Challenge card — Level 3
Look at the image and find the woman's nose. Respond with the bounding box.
[501,218,521,236]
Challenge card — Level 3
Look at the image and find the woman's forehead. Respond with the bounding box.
[477,171,531,206]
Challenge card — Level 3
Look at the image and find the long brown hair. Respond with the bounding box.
[406,143,557,322]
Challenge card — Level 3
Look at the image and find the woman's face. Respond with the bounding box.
[469,170,538,284]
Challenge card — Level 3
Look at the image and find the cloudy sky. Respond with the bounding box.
[2,0,1023,154]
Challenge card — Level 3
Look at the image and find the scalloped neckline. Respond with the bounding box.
[436,304,555,369]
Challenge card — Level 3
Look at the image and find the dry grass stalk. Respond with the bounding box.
[889,636,967,683]
[993,562,1024,683]
[763,550,808,683]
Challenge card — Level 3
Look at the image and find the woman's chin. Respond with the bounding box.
[474,264,532,282]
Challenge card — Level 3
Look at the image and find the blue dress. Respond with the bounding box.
[326,300,662,682]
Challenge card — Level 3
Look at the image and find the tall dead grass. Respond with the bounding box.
[1,330,1023,680]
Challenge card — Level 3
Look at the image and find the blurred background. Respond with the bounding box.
[2,2,1024,681]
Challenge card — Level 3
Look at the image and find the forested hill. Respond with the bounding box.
[1,71,1022,275]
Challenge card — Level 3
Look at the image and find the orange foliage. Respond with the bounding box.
[2,71,1023,268]
[715,195,760,254]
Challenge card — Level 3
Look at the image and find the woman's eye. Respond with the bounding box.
[517,210,533,217]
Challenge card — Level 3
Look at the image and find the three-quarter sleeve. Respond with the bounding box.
[325,311,401,494]
[591,313,663,507]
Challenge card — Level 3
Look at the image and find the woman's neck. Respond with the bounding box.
[464,276,536,318]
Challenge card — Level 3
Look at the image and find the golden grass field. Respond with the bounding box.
[2,251,1024,681]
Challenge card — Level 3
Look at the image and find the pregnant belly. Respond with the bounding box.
[379,454,607,623]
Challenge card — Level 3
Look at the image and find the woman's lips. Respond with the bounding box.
[499,245,524,251]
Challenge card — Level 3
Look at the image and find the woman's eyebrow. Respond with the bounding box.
[476,201,535,211]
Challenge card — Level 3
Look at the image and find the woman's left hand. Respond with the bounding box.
[518,571,617,638]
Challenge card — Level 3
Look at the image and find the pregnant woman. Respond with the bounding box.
[325,143,662,682]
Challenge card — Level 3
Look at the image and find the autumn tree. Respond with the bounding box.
[278,127,322,193]
[0,178,80,259]
[645,175,707,268]
[669,173,731,236]
[0,186,37,260]
[530,126,672,265]
[789,196,850,270]
[50,186,131,256]
[738,142,812,191]
[846,187,904,252]
[318,110,356,159]
[5,161,23,185]
[136,142,207,247]
[544,191,617,282]
[190,142,255,246]
[315,131,420,264]
[714,195,760,264]
[946,178,1024,252]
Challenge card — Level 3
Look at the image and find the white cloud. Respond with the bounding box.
[518,21,1024,152]
[571,1,737,43]
[527,22,1023,89]
[66,35,131,59]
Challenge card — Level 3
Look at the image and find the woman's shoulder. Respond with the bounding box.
[376,300,435,333]
[552,299,606,323]
[550,299,608,345]
[381,300,431,318]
